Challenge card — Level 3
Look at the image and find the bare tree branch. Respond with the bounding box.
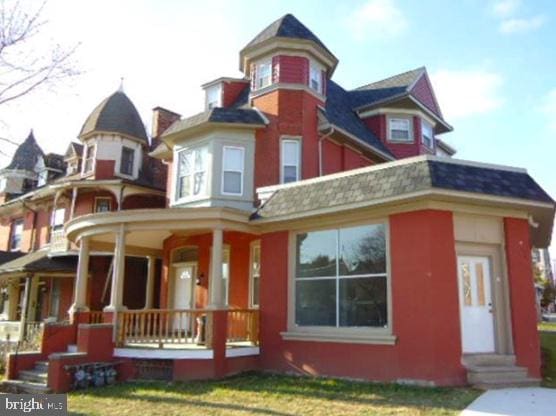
[0,0,80,106]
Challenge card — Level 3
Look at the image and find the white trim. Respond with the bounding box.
[421,119,434,149]
[173,145,210,204]
[280,137,301,184]
[254,60,272,90]
[281,331,397,345]
[358,107,437,128]
[225,347,260,357]
[114,347,214,359]
[249,241,261,308]
[221,145,245,196]
[387,116,413,143]
[249,82,326,103]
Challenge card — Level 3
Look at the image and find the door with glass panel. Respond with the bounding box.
[173,263,196,334]
[457,256,495,353]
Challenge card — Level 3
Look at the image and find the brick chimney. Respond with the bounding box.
[151,107,181,139]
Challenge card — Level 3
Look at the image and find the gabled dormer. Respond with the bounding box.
[239,14,338,101]
[63,142,83,175]
[78,89,148,180]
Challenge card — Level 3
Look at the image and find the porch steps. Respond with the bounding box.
[0,360,51,393]
[463,354,540,389]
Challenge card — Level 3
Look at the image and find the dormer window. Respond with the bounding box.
[309,64,322,94]
[421,120,434,149]
[120,146,135,176]
[206,84,222,109]
[388,118,412,143]
[255,61,272,90]
[176,146,209,201]
[83,143,95,173]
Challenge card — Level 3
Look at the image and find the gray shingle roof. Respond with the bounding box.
[163,108,266,137]
[0,249,77,275]
[254,158,554,220]
[243,14,333,56]
[355,67,424,91]
[80,91,148,142]
[3,131,44,171]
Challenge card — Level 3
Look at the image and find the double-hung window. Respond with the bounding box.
[309,64,322,94]
[222,146,244,195]
[421,120,434,149]
[176,146,208,200]
[10,219,23,251]
[95,197,112,213]
[281,139,301,183]
[256,61,272,90]
[294,223,388,328]
[52,208,65,231]
[250,242,261,307]
[206,84,222,109]
[388,118,412,142]
[120,146,135,175]
[83,144,95,173]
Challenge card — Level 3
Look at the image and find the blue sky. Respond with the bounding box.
[1,0,555,259]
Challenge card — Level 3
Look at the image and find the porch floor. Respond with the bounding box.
[121,341,256,350]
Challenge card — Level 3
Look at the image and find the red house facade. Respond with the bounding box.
[1,14,554,393]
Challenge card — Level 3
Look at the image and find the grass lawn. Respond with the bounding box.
[540,325,556,388]
[68,373,480,416]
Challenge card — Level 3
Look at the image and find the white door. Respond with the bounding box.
[173,264,196,332]
[457,256,495,353]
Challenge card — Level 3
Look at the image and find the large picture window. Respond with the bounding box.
[295,223,387,328]
[176,146,208,200]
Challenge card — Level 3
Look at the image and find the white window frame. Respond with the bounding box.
[280,138,301,184]
[221,146,244,196]
[10,219,23,251]
[309,63,322,94]
[206,84,222,110]
[120,146,135,176]
[51,208,65,230]
[388,117,413,143]
[255,60,272,90]
[174,146,209,203]
[94,197,112,213]
[249,241,261,308]
[286,220,393,342]
[421,119,434,149]
[82,143,96,174]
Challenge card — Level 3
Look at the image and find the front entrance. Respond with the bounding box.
[173,263,197,332]
[457,256,495,353]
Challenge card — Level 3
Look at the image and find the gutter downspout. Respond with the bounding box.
[318,126,335,177]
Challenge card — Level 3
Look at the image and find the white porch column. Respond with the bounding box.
[144,255,156,309]
[69,236,90,314]
[208,228,225,309]
[105,224,127,312]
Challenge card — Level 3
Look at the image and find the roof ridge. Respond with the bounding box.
[353,66,426,91]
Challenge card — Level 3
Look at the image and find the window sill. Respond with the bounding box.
[280,331,397,345]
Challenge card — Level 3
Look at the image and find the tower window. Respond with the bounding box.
[120,146,135,175]
[255,61,272,90]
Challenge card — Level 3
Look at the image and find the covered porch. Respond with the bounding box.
[65,207,261,357]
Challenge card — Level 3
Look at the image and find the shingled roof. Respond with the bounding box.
[79,91,148,142]
[163,107,266,137]
[0,249,77,276]
[3,131,44,171]
[254,156,554,222]
[243,14,333,56]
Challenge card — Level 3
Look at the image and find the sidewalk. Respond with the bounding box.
[461,387,556,416]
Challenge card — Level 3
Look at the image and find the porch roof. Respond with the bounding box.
[0,249,77,277]
[253,155,555,247]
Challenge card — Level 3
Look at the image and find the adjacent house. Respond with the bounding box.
[1,14,554,393]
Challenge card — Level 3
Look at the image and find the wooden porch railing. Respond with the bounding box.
[117,309,208,347]
[116,308,260,348]
[89,311,104,324]
[227,309,259,345]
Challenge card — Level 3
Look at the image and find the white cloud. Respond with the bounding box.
[492,0,521,18]
[541,88,556,132]
[499,15,546,34]
[430,69,504,120]
[347,0,408,40]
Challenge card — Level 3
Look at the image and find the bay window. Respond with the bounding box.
[421,120,434,149]
[176,146,208,200]
[222,146,244,195]
[309,64,322,94]
[388,118,412,142]
[294,223,388,329]
[281,139,301,183]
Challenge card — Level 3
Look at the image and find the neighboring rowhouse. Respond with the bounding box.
[0,90,167,343]
[2,14,554,393]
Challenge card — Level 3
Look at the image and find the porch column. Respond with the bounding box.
[69,236,90,315]
[18,275,32,341]
[144,255,155,309]
[7,282,19,321]
[208,228,225,309]
[105,224,126,312]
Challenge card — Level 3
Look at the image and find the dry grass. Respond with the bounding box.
[68,373,480,416]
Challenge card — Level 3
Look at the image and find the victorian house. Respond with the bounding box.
[1,14,554,392]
